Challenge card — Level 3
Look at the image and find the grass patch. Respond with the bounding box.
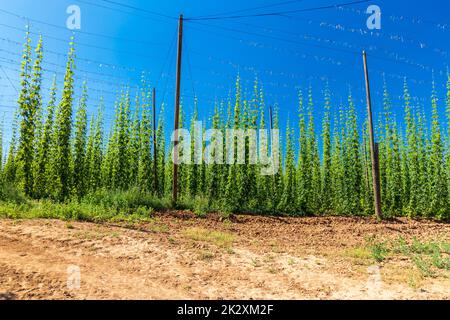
[0,188,225,223]
[378,263,425,288]
[146,220,170,233]
[197,250,215,261]
[0,190,158,223]
[407,271,423,289]
[226,247,235,254]
[343,247,373,265]
[368,240,389,262]
[0,182,27,204]
[183,227,234,248]
[192,196,210,218]
[110,231,120,238]
[364,236,450,278]
[82,188,170,212]
[65,222,74,229]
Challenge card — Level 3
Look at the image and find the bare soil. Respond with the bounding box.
[0,213,449,300]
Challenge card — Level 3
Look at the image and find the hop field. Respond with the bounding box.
[0,0,449,303]
[0,29,449,220]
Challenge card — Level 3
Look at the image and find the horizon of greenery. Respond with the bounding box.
[0,30,449,220]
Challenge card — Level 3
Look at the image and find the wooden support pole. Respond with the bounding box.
[172,14,183,204]
[363,51,382,219]
[269,105,276,213]
[153,87,158,194]
[363,135,370,194]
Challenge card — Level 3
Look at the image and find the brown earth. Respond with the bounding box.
[0,213,449,300]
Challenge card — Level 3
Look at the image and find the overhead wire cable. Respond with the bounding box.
[0,65,18,94]
[161,28,179,106]
[0,47,138,82]
[156,28,178,88]
[98,0,176,20]
[0,22,163,60]
[75,0,176,24]
[0,36,145,74]
[0,8,163,47]
[209,18,439,70]
[192,0,306,19]
[186,19,441,70]
[187,20,359,56]
[185,0,370,21]
[184,37,197,101]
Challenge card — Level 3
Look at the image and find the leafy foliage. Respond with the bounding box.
[1,33,449,220]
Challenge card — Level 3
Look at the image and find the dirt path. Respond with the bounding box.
[0,214,449,300]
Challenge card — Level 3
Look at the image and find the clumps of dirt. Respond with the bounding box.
[155,213,449,252]
[0,263,75,300]
[0,215,448,300]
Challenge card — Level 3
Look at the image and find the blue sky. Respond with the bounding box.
[0,0,449,154]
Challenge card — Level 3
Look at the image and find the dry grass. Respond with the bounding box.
[342,247,373,265]
[183,227,234,248]
[197,250,215,261]
[146,221,170,233]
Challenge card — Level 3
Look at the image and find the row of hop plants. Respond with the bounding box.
[0,31,449,219]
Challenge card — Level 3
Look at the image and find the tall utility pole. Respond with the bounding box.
[153,87,158,194]
[362,51,382,220]
[172,14,184,204]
